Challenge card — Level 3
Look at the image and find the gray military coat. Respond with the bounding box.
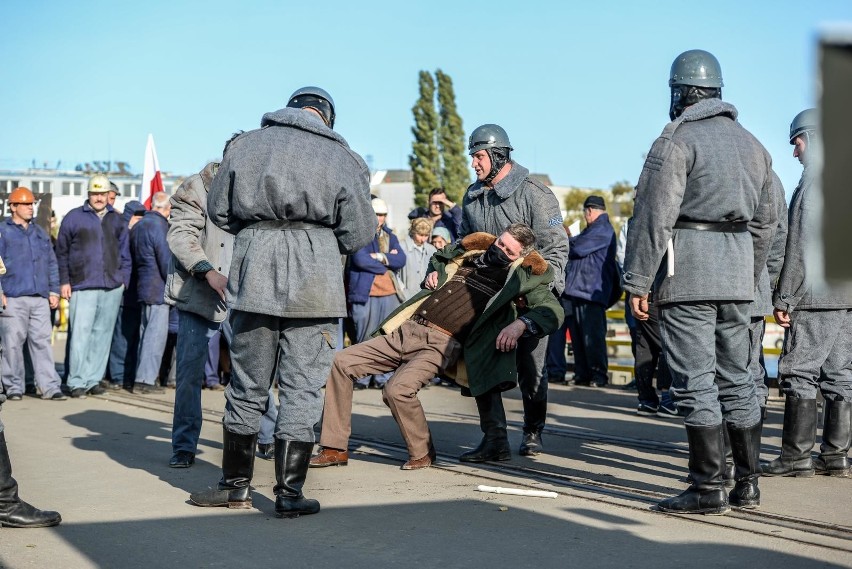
[752,172,788,317]
[460,161,568,295]
[208,108,375,319]
[773,167,852,312]
[165,162,233,323]
[623,99,777,304]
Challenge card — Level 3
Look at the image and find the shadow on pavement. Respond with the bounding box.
[9,499,846,569]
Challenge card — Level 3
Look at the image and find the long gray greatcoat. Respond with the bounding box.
[752,172,788,317]
[623,99,777,303]
[460,161,568,295]
[208,108,375,318]
[773,166,852,312]
[165,162,233,323]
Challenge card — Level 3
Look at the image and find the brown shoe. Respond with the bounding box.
[401,446,437,470]
[309,447,348,468]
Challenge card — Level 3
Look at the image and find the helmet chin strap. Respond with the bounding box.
[484,147,510,184]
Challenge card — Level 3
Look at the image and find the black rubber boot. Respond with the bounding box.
[815,400,851,477]
[189,429,257,509]
[657,424,729,515]
[520,399,546,456]
[274,440,320,518]
[762,398,817,477]
[460,390,511,463]
[0,432,61,528]
[727,422,762,509]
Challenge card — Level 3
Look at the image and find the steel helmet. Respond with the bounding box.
[468,124,513,155]
[669,49,724,88]
[8,187,35,204]
[287,86,336,129]
[87,174,111,193]
[789,108,818,144]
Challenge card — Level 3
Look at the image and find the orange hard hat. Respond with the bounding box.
[9,187,35,205]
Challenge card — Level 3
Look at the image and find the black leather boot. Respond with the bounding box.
[189,428,257,509]
[815,400,851,477]
[460,390,511,463]
[722,424,735,488]
[274,440,320,518]
[519,431,543,456]
[727,422,762,509]
[0,432,61,528]
[657,424,729,515]
[520,398,547,456]
[762,397,817,477]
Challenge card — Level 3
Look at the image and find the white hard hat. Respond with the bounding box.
[371,198,389,215]
[87,174,111,194]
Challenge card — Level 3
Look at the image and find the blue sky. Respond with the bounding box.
[1,1,850,197]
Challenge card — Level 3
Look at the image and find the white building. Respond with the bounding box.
[0,167,185,221]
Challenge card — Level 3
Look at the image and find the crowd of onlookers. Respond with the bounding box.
[0,179,222,401]
[0,174,667,407]
[0,181,507,401]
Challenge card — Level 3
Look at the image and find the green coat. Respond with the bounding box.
[377,232,564,397]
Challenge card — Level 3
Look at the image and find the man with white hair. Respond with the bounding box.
[131,191,172,394]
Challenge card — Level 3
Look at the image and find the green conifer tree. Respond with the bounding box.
[435,69,469,203]
[408,71,440,208]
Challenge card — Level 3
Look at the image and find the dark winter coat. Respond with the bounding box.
[56,202,131,291]
[564,213,617,306]
[131,210,170,305]
[0,218,59,298]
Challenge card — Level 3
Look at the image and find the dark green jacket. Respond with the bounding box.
[377,232,563,397]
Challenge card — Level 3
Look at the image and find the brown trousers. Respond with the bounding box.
[319,320,461,459]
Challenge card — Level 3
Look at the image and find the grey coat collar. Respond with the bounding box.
[661,99,738,139]
[679,98,738,123]
[466,161,530,200]
[259,107,349,147]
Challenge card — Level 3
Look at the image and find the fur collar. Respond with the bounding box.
[258,107,348,147]
[680,98,738,123]
[459,232,548,275]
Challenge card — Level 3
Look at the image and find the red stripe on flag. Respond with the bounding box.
[145,171,163,209]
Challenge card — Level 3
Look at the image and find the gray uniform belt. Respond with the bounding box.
[247,220,325,230]
[673,220,748,233]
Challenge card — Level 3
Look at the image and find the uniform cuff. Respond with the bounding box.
[773,292,797,313]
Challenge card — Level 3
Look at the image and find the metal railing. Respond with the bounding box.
[602,305,783,379]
